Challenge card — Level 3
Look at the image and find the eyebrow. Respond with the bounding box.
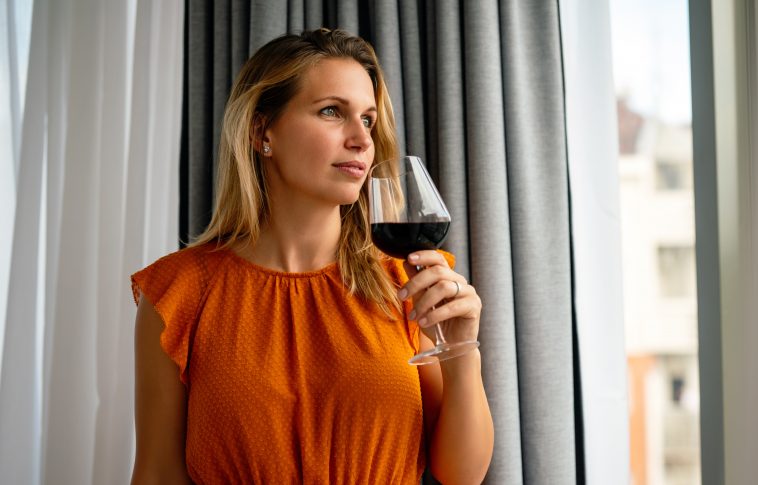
[313,96,377,112]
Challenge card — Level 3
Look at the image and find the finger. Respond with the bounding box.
[416,297,474,328]
[399,265,466,301]
[410,280,471,321]
[401,256,444,279]
[401,260,421,280]
[407,250,449,268]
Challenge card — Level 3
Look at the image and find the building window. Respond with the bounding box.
[656,159,692,191]
[671,376,685,405]
[657,246,695,298]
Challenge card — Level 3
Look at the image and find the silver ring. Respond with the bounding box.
[452,281,461,298]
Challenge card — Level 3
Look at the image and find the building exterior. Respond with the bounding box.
[618,99,701,485]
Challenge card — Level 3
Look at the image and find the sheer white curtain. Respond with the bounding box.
[0,0,33,377]
[0,0,184,483]
[560,0,629,483]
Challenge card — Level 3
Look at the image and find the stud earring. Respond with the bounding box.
[263,144,271,154]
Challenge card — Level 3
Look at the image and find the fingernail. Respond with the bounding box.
[398,288,408,300]
[409,254,419,261]
[409,309,417,320]
[418,317,427,327]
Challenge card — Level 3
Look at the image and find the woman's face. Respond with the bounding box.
[263,57,377,208]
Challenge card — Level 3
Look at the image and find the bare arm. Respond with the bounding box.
[403,251,494,484]
[418,336,494,485]
[131,294,193,485]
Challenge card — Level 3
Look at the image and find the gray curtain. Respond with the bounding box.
[181,1,579,483]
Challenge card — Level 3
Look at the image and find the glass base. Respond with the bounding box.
[408,340,480,366]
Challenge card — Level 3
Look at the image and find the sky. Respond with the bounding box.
[609,0,693,125]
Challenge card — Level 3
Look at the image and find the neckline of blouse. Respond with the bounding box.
[221,247,340,278]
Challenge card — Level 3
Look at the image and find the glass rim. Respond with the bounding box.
[369,155,423,179]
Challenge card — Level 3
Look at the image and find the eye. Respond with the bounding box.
[362,115,376,129]
[320,106,339,117]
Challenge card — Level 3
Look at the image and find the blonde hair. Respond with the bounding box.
[191,29,400,312]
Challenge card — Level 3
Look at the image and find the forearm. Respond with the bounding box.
[131,462,193,485]
[429,350,494,484]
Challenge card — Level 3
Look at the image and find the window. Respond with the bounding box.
[657,246,696,298]
[610,0,701,484]
[655,160,692,191]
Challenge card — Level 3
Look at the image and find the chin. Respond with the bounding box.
[324,184,363,205]
[335,195,361,206]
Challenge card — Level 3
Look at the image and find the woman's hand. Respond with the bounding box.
[401,250,493,484]
[399,250,482,344]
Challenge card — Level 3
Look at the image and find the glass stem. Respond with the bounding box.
[434,324,447,346]
[415,264,448,347]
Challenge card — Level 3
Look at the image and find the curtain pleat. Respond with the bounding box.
[288,0,305,32]
[250,1,288,54]
[370,1,406,154]
[498,1,576,483]
[181,2,580,483]
[231,1,251,69]
[397,0,425,162]
[0,0,49,482]
[42,1,104,481]
[91,0,132,482]
[461,0,524,482]
[429,0,470,278]
[42,0,71,386]
[187,0,215,239]
[335,0,359,34]
[213,0,233,172]
[304,0,323,30]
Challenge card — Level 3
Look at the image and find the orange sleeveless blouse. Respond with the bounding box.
[131,243,452,484]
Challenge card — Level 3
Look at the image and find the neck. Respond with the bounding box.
[239,194,343,273]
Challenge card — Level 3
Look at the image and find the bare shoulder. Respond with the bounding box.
[132,295,192,484]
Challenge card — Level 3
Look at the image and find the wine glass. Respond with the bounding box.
[368,156,480,365]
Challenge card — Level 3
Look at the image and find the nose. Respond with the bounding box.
[345,117,373,152]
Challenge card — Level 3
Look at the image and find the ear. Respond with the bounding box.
[250,114,272,155]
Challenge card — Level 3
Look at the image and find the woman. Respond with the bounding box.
[131,28,493,484]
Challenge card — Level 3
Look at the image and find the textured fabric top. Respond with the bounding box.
[131,243,453,484]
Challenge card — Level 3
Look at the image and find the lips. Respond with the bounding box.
[332,161,367,171]
[332,161,367,179]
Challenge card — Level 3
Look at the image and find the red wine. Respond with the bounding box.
[371,222,450,259]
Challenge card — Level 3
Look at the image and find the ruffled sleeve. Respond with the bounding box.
[439,249,456,270]
[384,249,456,353]
[131,247,210,385]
